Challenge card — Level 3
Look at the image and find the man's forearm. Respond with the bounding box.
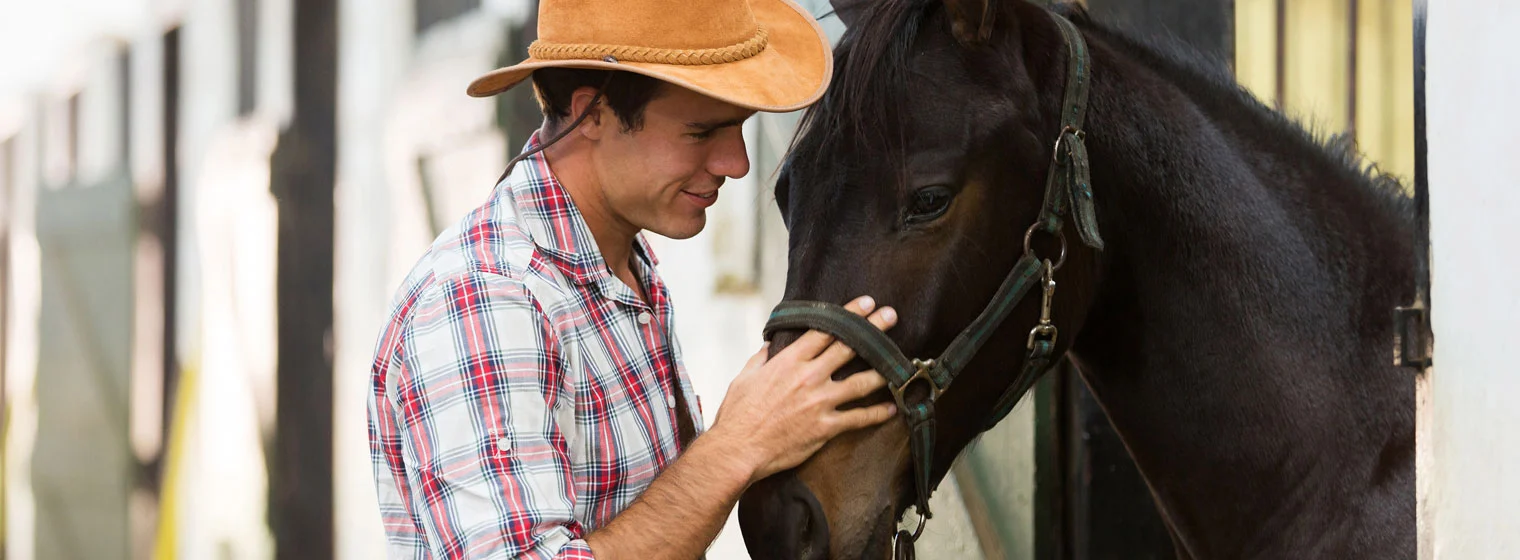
[585,430,755,559]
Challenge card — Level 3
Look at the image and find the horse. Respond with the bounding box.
[735,0,1416,558]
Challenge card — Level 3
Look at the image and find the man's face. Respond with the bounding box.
[593,85,755,240]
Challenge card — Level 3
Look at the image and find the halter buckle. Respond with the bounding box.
[894,359,945,407]
[1052,125,1087,164]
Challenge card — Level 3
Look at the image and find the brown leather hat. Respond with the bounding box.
[467,0,833,112]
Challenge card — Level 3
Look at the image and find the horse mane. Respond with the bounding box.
[1050,3,1415,223]
[792,1,1413,224]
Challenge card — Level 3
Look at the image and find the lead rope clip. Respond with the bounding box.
[1027,259,1059,349]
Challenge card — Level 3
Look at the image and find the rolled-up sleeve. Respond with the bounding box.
[386,270,593,560]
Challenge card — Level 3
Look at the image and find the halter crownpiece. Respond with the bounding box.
[761,11,1100,556]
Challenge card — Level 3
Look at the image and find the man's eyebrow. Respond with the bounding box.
[685,117,750,130]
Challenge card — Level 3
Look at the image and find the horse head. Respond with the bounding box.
[738,0,1104,557]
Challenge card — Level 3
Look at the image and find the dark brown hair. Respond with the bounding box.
[531,68,666,132]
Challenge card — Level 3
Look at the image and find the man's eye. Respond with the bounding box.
[688,130,715,140]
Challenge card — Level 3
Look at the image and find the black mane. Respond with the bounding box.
[791,1,1413,223]
[1052,4,1414,222]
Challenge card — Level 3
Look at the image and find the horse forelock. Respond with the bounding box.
[790,0,934,179]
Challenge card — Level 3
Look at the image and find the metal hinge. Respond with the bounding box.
[1393,304,1433,369]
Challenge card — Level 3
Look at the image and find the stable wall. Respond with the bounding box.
[1424,0,1520,558]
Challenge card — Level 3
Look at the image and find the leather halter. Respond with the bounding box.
[761,12,1101,556]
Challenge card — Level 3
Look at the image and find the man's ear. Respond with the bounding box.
[568,86,607,140]
[828,0,872,28]
[943,0,995,45]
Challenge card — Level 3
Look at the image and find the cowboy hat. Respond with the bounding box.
[467,0,833,112]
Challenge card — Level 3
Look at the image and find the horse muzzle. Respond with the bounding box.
[739,471,832,560]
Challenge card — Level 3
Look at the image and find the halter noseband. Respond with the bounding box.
[761,12,1101,558]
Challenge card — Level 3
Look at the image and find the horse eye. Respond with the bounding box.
[905,186,954,225]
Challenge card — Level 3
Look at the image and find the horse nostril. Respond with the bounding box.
[739,474,831,560]
[796,510,811,545]
[789,481,831,560]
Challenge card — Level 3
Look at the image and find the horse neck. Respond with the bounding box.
[1054,26,1416,557]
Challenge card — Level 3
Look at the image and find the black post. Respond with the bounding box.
[1411,0,1430,325]
[157,27,182,498]
[1392,0,1432,370]
[268,0,337,555]
[1347,0,1359,138]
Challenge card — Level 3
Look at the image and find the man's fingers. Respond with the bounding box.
[813,298,897,369]
[782,295,877,359]
[787,330,838,360]
[834,402,898,432]
[813,303,901,372]
[817,339,856,369]
[865,305,898,332]
[833,370,889,401]
[740,343,770,373]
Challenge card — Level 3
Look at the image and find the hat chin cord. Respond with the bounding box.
[502,56,619,179]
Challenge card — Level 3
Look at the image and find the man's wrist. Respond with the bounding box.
[691,424,762,487]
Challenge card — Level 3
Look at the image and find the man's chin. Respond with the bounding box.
[646,214,707,241]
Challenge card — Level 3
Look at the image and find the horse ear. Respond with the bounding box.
[942,0,995,44]
[828,0,872,27]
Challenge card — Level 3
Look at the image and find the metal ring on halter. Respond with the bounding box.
[908,508,929,540]
[891,512,929,560]
[1023,222,1068,271]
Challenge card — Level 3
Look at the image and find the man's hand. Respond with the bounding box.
[709,295,899,482]
[582,295,898,559]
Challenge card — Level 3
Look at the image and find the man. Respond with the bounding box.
[367,0,898,557]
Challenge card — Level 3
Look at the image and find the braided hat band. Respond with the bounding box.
[528,27,770,66]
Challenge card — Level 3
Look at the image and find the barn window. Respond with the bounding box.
[1236,0,1415,182]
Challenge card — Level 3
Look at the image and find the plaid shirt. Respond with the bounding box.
[369,136,704,559]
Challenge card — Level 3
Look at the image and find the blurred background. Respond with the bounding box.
[0,0,1413,558]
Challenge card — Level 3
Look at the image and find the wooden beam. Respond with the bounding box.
[267,0,337,555]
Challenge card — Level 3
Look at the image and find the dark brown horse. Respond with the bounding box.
[736,1,1416,558]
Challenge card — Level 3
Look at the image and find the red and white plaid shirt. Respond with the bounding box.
[369,136,704,559]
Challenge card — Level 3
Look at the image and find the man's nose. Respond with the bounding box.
[710,134,751,179]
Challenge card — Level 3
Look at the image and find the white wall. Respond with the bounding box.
[1425,0,1520,557]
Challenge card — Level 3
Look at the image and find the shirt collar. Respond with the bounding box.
[501,133,659,285]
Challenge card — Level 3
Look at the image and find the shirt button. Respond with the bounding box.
[495,437,511,453]
[666,394,677,409]
[637,312,653,325]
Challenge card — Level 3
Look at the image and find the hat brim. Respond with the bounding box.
[466,0,832,113]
